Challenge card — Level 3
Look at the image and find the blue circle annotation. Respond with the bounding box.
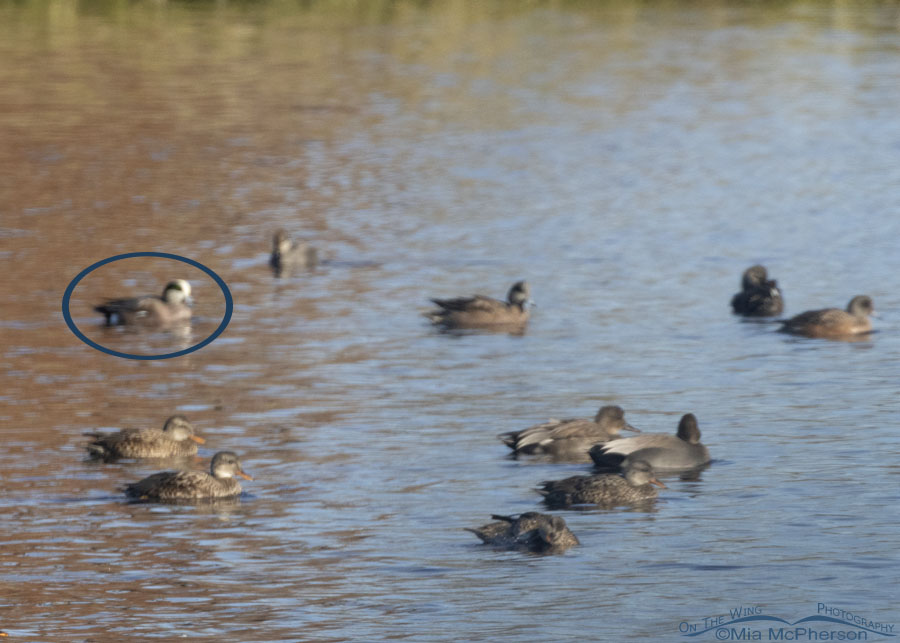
[62,252,233,360]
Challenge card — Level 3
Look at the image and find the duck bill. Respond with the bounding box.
[237,471,254,481]
[190,435,206,444]
[624,423,641,433]
[650,477,667,489]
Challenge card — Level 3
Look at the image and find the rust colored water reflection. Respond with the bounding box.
[2,0,899,640]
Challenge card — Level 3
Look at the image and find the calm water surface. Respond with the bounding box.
[2,1,900,640]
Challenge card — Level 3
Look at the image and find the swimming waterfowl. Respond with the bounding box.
[499,405,640,461]
[95,279,193,326]
[779,295,874,339]
[124,451,252,501]
[85,415,204,460]
[270,229,317,276]
[427,281,532,330]
[539,459,665,508]
[590,413,710,471]
[466,512,579,553]
[731,265,784,317]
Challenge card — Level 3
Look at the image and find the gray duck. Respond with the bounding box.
[590,413,710,471]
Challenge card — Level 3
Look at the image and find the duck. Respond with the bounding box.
[270,229,317,276]
[499,405,640,461]
[590,413,710,471]
[85,415,204,460]
[124,451,252,501]
[779,295,874,339]
[539,459,665,508]
[95,279,192,326]
[730,265,784,316]
[466,512,578,553]
[426,281,532,330]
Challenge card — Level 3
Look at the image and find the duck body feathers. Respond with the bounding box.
[731,265,783,317]
[95,296,190,326]
[125,470,242,501]
[466,512,578,553]
[590,414,710,471]
[95,280,192,327]
[779,296,874,338]
[270,230,318,275]
[539,464,663,509]
[270,248,317,273]
[731,284,783,316]
[427,281,531,330]
[85,415,202,460]
[124,451,251,502]
[86,427,197,460]
[499,405,639,462]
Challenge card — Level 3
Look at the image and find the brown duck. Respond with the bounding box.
[540,460,665,509]
[499,405,640,461]
[85,415,204,460]
[427,281,532,330]
[779,295,874,339]
[125,451,252,501]
[95,279,193,326]
[270,229,317,276]
[466,512,579,554]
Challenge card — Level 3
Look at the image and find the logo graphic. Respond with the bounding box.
[679,603,894,640]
